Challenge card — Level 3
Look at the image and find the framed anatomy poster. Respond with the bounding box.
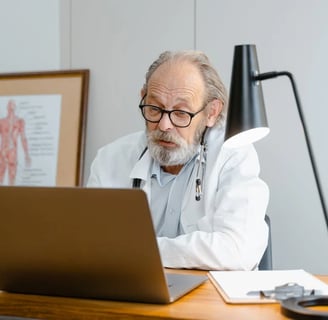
[0,70,89,187]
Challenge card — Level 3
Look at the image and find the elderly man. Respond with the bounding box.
[87,50,269,270]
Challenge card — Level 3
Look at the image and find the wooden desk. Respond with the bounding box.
[0,270,327,320]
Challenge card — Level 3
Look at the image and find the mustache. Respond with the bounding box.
[149,130,183,146]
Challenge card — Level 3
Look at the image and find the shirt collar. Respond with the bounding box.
[150,152,199,186]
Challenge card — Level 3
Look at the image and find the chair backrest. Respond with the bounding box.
[258,215,273,270]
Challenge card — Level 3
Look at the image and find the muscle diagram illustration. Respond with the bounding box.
[0,99,31,185]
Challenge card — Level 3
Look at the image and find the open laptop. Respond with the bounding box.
[0,186,207,304]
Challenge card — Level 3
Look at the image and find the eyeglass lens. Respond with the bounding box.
[142,106,192,127]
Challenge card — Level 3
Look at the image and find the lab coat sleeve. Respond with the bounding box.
[87,153,102,187]
[157,145,269,271]
[86,131,147,188]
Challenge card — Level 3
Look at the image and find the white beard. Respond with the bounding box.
[146,124,206,167]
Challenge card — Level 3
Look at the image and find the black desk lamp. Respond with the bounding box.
[224,44,328,319]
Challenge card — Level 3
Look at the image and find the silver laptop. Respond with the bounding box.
[0,186,206,304]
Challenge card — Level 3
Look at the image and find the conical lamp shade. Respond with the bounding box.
[224,44,270,148]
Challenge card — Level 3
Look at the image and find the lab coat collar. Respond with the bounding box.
[129,147,152,182]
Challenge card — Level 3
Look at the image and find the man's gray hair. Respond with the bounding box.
[142,50,228,127]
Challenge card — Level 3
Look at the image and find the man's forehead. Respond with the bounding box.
[147,88,195,101]
[147,61,205,99]
[151,59,200,79]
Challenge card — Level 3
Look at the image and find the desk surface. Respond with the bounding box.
[0,270,327,320]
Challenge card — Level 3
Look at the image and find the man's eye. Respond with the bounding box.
[148,106,161,114]
[173,111,189,118]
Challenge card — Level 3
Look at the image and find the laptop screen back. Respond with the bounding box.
[0,186,173,303]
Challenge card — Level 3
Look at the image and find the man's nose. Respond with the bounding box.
[158,112,174,131]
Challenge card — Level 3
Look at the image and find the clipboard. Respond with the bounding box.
[208,269,328,304]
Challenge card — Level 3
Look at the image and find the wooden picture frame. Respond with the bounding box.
[0,70,89,186]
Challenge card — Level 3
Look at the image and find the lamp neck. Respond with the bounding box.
[256,71,328,229]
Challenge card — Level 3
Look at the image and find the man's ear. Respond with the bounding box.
[206,99,223,127]
[140,89,146,99]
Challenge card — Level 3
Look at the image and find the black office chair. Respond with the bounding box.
[258,215,273,270]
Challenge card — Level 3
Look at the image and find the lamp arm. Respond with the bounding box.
[254,71,328,229]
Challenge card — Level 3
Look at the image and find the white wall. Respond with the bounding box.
[1,0,327,274]
[0,0,60,72]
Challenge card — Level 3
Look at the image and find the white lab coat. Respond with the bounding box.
[87,127,269,271]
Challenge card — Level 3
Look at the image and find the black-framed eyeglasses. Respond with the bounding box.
[138,94,207,128]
